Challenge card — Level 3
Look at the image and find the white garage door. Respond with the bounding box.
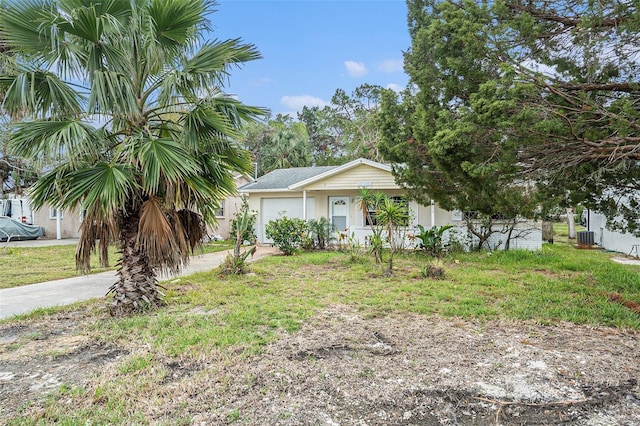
[260,197,315,243]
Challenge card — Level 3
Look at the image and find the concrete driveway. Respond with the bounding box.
[0,244,278,320]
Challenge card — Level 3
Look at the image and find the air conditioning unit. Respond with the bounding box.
[577,231,595,245]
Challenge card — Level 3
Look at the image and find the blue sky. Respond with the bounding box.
[211,0,411,118]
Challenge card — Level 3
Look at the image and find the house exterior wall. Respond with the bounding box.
[247,190,543,250]
[302,164,397,191]
[587,211,640,255]
[33,204,82,239]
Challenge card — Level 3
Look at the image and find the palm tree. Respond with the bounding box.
[261,128,310,173]
[0,0,266,315]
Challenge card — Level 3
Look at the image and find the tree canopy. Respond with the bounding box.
[380,0,640,234]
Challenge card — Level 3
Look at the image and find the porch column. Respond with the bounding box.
[56,208,62,240]
[302,190,307,220]
[430,199,435,227]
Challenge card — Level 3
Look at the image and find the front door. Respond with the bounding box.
[329,196,349,232]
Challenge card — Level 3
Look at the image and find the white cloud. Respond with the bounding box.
[280,95,329,111]
[344,60,368,77]
[378,59,403,74]
[386,83,403,93]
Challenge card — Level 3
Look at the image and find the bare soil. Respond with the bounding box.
[1,305,639,425]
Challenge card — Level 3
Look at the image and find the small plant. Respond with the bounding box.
[367,229,384,264]
[307,217,334,250]
[221,197,257,274]
[336,228,349,251]
[265,216,308,255]
[421,260,446,279]
[347,232,362,262]
[229,197,256,245]
[414,224,454,257]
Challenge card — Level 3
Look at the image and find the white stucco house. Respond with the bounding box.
[582,210,640,256]
[239,158,542,250]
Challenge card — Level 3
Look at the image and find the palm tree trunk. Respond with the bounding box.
[107,212,164,316]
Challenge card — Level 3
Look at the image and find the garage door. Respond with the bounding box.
[260,197,315,243]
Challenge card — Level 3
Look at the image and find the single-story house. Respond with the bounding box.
[239,158,542,250]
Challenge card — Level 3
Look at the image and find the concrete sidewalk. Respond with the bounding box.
[0,246,277,320]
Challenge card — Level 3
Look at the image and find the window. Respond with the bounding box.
[215,201,225,218]
[49,208,63,219]
[79,209,87,222]
[364,196,408,227]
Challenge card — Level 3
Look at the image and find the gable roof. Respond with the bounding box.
[239,165,338,191]
[238,158,392,192]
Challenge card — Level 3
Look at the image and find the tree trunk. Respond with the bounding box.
[107,212,164,316]
[566,207,576,239]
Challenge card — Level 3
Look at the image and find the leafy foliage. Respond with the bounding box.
[230,197,257,246]
[358,189,410,274]
[299,84,386,164]
[306,217,334,250]
[0,0,265,314]
[414,224,453,257]
[222,197,257,275]
[380,0,640,236]
[265,217,308,256]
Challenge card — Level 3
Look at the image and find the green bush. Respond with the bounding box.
[307,217,334,250]
[414,224,453,257]
[265,217,309,255]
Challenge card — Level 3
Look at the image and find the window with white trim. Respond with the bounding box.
[215,201,225,218]
[364,196,409,226]
[49,208,63,219]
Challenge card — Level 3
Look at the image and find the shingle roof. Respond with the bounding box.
[239,165,338,191]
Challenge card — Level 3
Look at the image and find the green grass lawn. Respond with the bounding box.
[3,226,640,424]
[0,239,234,289]
[85,235,640,359]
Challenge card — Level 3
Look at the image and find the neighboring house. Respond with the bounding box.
[34,204,83,239]
[583,210,640,256]
[239,158,542,250]
[208,174,254,240]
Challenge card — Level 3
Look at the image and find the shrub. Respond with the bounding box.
[307,217,333,250]
[414,224,453,257]
[265,217,308,255]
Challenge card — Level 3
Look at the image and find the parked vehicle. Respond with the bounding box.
[0,198,35,224]
[0,216,45,242]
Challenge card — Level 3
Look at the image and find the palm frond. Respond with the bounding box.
[0,0,55,56]
[137,197,183,272]
[88,70,139,117]
[76,206,117,273]
[66,163,139,216]
[180,102,237,148]
[136,137,201,195]
[177,208,205,251]
[10,119,100,163]
[0,69,84,118]
[146,0,211,47]
[184,39,262,84]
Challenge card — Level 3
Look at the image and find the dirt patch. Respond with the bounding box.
[1,306,640,424]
